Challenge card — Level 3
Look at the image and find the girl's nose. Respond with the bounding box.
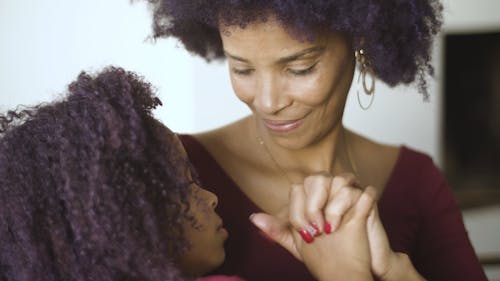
[201,188,218,209]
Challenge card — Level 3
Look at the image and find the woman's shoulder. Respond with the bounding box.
[388,145,440,181]
[193,116,254,158]
[352,132,442,196]
[182,116,261,181]
[370,141,447,206]
[351,132,401,193]
[354,132,437,176]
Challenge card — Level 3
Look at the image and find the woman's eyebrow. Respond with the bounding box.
[224,46,325,64]
[277,46,325,63]
[224,51,248,62]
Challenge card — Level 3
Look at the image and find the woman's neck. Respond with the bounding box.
[253,119,354,184]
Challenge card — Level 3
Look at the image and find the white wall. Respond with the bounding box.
[0,0,196,133]
[443,0,500,33]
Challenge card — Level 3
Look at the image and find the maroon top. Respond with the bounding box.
[197,276,247,281]
[180,135,487,281]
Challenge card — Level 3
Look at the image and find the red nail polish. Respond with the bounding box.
[309,223,321,237]
[324,222,332,234]
[299,229,314,243]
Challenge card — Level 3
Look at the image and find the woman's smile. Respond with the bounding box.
[262,118,305,133]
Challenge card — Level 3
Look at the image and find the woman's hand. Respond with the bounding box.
[250,173,375,281]
[250,173,366,253]
[289,173,363,239]
[296,184,376,281]
[250,173,425,281]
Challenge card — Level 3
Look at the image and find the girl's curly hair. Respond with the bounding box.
[0,67,196,281]
[144,0,442,98]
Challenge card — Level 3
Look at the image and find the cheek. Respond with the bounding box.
[229,75,255,105]
[287,73,335,106]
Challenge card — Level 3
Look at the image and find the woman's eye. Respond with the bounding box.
[232,67,254,75]
[288,62,318,76]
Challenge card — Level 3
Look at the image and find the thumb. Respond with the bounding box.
[249,212,302,261]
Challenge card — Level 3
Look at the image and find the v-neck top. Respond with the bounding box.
[180,134,486,281]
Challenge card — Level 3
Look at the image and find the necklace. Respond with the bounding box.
[256,129,359,184]
[256,135,295,184]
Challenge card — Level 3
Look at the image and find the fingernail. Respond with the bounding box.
[309,223,321,237]
[324,221,332,234]
[299,229,314,243]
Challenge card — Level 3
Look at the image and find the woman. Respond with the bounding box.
[0,67,234,281]
[143,1,487,280]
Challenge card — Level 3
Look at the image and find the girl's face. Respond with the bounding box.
[172,134,228,277]
[220,17,355,149]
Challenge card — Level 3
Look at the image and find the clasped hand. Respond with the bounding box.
[250,173,410,281]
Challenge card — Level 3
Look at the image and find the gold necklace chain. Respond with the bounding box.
[256,128,359,184]
[256,135,295,184]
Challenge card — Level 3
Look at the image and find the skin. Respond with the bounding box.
[251,176,377,281]
[193,17,425,280]
[168,131,229,277]
[250,173,426,281]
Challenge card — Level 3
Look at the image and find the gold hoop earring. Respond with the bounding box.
[355,49,375,110]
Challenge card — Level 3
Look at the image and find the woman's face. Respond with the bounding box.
[220,18,355,149]
[171,134,228,277]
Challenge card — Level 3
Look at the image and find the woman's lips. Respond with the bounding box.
[263,118,304,133]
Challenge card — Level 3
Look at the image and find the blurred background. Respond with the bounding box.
[0,0,499,279]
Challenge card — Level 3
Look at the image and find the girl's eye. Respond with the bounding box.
[288,62,318,76]
[232,67,254,75]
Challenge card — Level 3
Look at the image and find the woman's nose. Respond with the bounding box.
[254,74,290,114]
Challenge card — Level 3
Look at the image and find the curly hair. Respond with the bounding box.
[0,67,197,281]
[144,0,442,97]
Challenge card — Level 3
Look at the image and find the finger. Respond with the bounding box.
[365,186,379,227]
[353,186,376,220]
[303,173,331,233]
[324,186,363,232]
[367,203,377,227]
[289,184,317,243]
[330,173,361,195]
[249,212,302,261]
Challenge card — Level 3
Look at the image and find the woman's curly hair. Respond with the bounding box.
[145,0,443,97]
[0,67,196,281]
